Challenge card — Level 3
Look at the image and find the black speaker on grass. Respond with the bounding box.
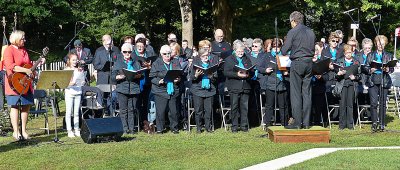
[81,117,124,144]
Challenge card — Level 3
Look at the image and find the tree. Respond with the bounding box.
[179,0,193,47]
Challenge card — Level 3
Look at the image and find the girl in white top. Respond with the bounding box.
[64,52,86,137]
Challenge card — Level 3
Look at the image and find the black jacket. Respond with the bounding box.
[281,23,315,59]
[132,50,157,86]
[190,56,218,97]
[248,51,267,88]
[93,46,121,85]
[335,58,360,87]
[321,46,343,63]
[150,58,182,99]
[260,52,289,91]
[223,54,253,93]
[365,51,394,88]
[111,57,142,95]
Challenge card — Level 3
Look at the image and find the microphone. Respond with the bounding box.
[343,8,357,14]
[367,14,380,21]
[79,21,90,27]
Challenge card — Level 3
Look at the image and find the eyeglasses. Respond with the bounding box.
[252,45,259,48]
[331,40,338,43]
[162,53,171,56]
[122,51,132,54]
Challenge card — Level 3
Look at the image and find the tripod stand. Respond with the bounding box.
[36,70,73,142]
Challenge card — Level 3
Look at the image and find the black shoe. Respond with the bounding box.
[303,126,311,129]
[196,129,202,134]
[242,128,249,132]
[172,130,179,134]
[284,125,301,129]
[371,123,378,133]
[206,129,213,133]
[232,129,238,133]
[156,130,163,134]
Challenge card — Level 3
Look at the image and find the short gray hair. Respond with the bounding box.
[234,43,246,51]
[232,39,245,50]
[253,38,263,46]
[362,38,373,48]
[121,43,133,51]
[289,11,304,24]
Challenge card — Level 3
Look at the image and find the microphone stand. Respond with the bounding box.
[273,18,279,126]
[344,9,367,38]
[64,23,87,51]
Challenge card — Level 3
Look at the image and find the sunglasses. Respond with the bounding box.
[162,53,171,55]
[331,40,338,43]
[252,45,259,48]
[122,51,132,54]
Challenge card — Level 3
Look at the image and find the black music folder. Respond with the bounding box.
[163,69,183,82]
[370,60,398,68]
[312,58,331,75]
[234,65,256,72]
[343,64,359,77]
[121,68,148,82]
[193,64,219,74]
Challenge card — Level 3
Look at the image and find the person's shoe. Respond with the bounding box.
[172,130,179,134]
[67,131,75,138]
[371,123,378,133]
[242,128,249,132]
[284,125,301,129]
[74,130,81,137]
[206,129,213,133]
[196,129,202,134]
[12,132,22,141]
[303,126,311,129]
[231,129,238,133]
[156,130,163,134]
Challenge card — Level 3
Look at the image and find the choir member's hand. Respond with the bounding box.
[312,57,318,62]
[337,70,346,76]
[80,60,85,64]
[194,69,203,78]
[283,71,289,76]
[349,75,355,80]
[384,67,390,72]
[134,74,142,79]
[315,75,322,79]
[159,79,164,85]
[266,68,273,73]
[329,63,334,70]
[371,68,377,73]
[174,77,181,83]
[143,61,152,69]
[237,71,248,78]
[116,75,125,80]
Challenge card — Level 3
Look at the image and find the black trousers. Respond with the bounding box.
[339,85,355,129]
[289,58,313,127]
[117,92,138,132]
[138,85,151,123]
[369,85,388,127]
[192,95,213,130]
[264,90,288,126]
[155,95,178,132]
[312,92,328,125]
[248,84,261,126]
[230,92,249,130]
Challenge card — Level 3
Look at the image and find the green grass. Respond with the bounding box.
[1,101,400,169]
[286,149,400,170]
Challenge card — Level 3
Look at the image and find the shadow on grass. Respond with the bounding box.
[0,129,67,153]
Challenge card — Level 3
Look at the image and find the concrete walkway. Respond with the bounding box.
[242,146,400,170]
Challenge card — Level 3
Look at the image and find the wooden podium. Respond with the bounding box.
[267,126,330,143]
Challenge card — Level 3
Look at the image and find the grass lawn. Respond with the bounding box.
[1,100,400,169]
[286,149,400,170]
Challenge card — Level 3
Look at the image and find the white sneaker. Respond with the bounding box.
[74,130,81,137]
[67,131,75,138]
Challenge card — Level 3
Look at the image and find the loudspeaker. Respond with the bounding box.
[81,117,124,144]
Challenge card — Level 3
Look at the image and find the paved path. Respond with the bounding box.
[242,146,400,170]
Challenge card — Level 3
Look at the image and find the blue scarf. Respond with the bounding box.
[251,51,258,58]
[362,54,367,64]
[201,63,210,89]
[125,59,135,71]
[164,63,174,95]
[375,52,383,74]
[317,55,321,60]
[135,50,147,91]
[271,49,283,81]
[250,51,260,80]
[330,48,337,60]
[236,56,244,68]
[344,60,353,67]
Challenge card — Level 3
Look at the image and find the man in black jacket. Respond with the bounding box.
[64,39,93,84]
[93,34,121,85]
[281,11,316,129]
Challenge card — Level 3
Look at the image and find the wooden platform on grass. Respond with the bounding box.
[267,126,330,143]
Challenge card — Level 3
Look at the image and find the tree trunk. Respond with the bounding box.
[212,0,233,43]
[179,0,193,47]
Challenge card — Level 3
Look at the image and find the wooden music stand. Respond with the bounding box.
[276,55,291,71]
[36,70,73,143]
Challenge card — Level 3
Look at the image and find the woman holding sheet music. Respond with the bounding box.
[64,52,86,137]
[112,43,142,135]
[223,43,253,133]
[150,45,182,134]
[260,39,289,127]
[190,48,218,133]
[366,35,394,132]
[335,44,360,130]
